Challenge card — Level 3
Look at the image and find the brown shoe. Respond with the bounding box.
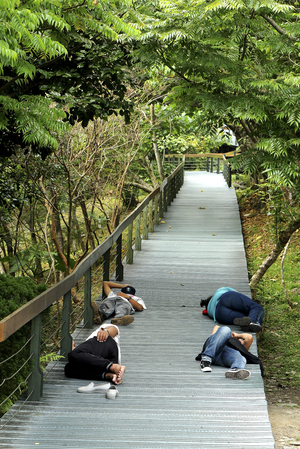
[91,302,102,324]
[111,315,134,326]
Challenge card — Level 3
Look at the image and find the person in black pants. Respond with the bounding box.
[64,324,125,385]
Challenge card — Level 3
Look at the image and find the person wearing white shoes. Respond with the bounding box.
[92,281,147,326]
[195,325,263,380]
[64,323,126,385]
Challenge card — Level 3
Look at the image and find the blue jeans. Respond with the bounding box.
[215,291,264,325]
[201,326,246,370]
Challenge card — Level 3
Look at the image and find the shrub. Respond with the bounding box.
[0,275,47,415]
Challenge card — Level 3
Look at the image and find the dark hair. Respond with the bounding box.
[121,286,136,295]
[200,296,212,308]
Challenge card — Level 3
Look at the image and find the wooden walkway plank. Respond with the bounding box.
[0,171,274,448]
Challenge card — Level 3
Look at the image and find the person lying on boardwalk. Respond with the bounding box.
[196,325,264,380]
[92,281,147,326]
[200,287,264,333]
[64,324,126,385]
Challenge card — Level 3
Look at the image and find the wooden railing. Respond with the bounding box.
[0,164,184,402]
[164,152,239,187]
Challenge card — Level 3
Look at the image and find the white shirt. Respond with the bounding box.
[107,291,147,314]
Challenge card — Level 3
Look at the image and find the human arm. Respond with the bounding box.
[103,281,131,297]
[231,332,253,351]
[117,292,144,311]
[97,325,119,342]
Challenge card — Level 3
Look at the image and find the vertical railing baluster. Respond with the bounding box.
[126,223,133,263]
[28,314,43,401]
[84,267,93,329]
[163,184,168,212]
[154,194,159,225]
[61,290,73,360]
[143,205,148,240]
[102,248,110,298]
[159,190,163,220]
[148,199,154,232]
[116,234,124,280]
[135,214,141,250]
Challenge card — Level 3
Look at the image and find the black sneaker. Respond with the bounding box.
[233,316,252,327]
[240,323,262,333]
[225,368,251,380]
[200,360,212,372]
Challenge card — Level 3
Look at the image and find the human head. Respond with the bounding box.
[200,296,212,308]
[121,286,136,295]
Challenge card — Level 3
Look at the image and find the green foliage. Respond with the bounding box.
[237,187,300,388]
[130,0,300,197]
[0,275,47,416]
[0,0,140,158]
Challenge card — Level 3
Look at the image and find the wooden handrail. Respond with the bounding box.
[0,164,183,343]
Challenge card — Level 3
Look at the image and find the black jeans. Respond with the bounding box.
[64,336,118,380]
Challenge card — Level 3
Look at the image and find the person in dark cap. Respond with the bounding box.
[92,281,146,326]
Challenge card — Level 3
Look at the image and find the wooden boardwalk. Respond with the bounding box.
[0,171,275,448]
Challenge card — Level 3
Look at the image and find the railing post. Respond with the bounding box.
[206,157,209,171]
[60,290,73,360]
[159,190,163,219]
[135,214,141,250]
[154,194,159,225]
[210,157,213,172]
[28,314,43,401]
[102,248,110,298]
[163,184,168,212]
[84,267,93,329]
[142,205,148,240]
[126,223,133,264]
[217,158,220,174]
[168,181,172,206]
[148,199,154,232]
[116,234,124,280]
[227,163,232,188]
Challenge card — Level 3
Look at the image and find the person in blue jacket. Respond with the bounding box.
[200,287,264,333]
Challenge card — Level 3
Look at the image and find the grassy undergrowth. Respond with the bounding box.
[236,181,300,390]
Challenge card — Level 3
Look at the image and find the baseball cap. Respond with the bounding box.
[121,286,136,295]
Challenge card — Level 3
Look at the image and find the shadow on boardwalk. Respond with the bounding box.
[0,172,274,448]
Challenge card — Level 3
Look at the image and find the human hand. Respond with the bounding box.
[97,329,109,342]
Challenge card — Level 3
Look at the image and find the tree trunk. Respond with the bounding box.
[0,223,14,275]
[79,199,95,251]
[150,103,164,182]
[249,217,300,289]
[28,200,43,280]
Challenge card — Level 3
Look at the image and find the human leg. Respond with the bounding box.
[201,326,232,364]
[110,298,134,325]
[216,291,264,326]
[95,295,117,320]
[214,342,251,379]
[113,298,132,318]
[65,336,119,380]
[214,346,247,370]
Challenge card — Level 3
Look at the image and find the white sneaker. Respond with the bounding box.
[106,386,119,399]
[77,382,111,393]
[225,369,251,380]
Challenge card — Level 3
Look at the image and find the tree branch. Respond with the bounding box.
[261,15,289,37]
[250,218,300,289]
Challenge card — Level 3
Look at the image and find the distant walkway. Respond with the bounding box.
[0,171,274,448]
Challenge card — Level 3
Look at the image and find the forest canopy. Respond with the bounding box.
[0,0,300,286]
